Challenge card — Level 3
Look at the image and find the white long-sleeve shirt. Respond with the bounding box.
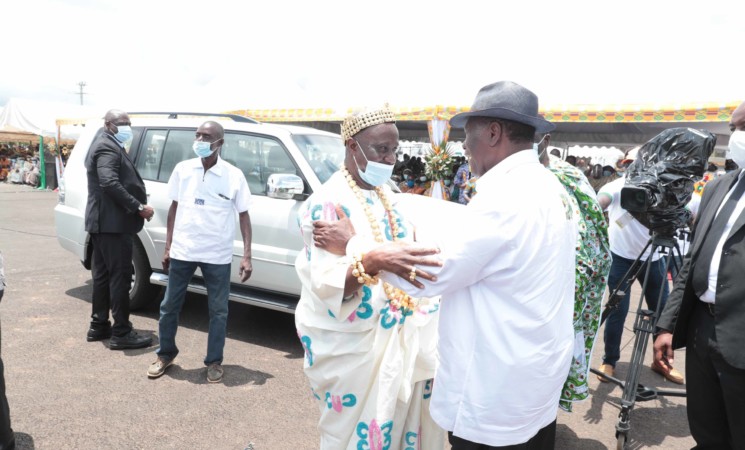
[384,149,576,446]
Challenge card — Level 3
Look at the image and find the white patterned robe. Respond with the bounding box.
[295,171,444,450]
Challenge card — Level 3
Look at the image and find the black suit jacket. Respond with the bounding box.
[658,169,745,369]
[84,132,147,234]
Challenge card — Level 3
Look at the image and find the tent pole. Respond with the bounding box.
[38,135,46,190]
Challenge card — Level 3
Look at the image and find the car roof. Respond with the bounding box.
[85,117,341,139]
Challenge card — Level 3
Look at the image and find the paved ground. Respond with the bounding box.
[0,182,695,449]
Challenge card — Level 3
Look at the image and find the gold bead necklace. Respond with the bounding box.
[341,166,418,313]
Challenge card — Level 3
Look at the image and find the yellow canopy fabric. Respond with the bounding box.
[228,102,741,124]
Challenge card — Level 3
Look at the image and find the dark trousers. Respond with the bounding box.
[90,233,133,337]
[448,420,556,450]
[603,252,669,366]
[0,290,15,450]
[686,301,745,449]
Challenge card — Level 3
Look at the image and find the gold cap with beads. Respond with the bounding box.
[340,106,396,141]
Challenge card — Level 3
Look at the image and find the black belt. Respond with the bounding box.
[699,301,716,317]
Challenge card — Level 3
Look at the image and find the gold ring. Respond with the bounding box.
[409,266,417,282]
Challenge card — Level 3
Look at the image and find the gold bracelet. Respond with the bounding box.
[351,254,379,286]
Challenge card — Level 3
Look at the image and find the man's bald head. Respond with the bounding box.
[199,121,224,140]
[103,109,131,136]
[104,109,129,124]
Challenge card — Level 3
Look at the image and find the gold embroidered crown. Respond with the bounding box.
[340,107,396,141]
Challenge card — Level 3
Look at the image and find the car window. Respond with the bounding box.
[136,129,168,181]
[291,134,345,183]
[221,133,299,196]
[158,130,195,182]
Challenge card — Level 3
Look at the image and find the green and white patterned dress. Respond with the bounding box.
[548,156,612,412]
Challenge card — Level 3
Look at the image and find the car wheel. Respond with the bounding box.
[130,240,160,310]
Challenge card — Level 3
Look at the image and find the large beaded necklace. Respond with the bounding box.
[341,166,418,313]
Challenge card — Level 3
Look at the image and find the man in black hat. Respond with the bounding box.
[312,81,576,449]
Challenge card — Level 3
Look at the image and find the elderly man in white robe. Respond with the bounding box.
[295,107,446,450]
[315,82,577,450]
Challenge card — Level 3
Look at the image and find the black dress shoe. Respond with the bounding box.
[87,327,112,342]
[109,331,153,350]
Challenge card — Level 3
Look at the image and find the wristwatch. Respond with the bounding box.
[138,203,145,212]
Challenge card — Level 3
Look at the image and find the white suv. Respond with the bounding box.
[55,113,345,312]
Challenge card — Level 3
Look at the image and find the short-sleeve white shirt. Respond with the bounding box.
[167,157,251,264]
[598,176,660,261]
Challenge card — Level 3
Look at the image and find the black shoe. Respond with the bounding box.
[109,331,153,350]
[87,327,112,342]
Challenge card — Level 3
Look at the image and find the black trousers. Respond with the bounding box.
[449,420,556,450]
[686,301,745,449]
[0,290,15,450]
[90,233,133,337]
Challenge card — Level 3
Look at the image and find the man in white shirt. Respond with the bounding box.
[596,173,681,384]
[147,121,253,383]
[385,81,576,449]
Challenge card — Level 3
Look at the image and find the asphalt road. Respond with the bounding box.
[0,183,695,449]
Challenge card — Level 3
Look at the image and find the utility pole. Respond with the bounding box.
[77,81,87,105]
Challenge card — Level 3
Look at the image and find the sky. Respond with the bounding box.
[1,0,743,114]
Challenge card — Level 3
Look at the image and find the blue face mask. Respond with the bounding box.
[353,140,394,187]
[114,125,133,144]
[192,140,219,159]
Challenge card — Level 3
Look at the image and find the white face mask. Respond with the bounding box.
[352,140,394,187]
[729,130,745,168]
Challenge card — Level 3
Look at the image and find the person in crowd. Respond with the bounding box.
[654,100,745,449]
[295,107,445,449]
[8,170,21,185]
[462,174,478,204]
[84,109,154,349]
[316,82,576,449]
[538,136,612,413]
[398,168,415,193]
[596,151,682,384]
[452,158,470,204]
[724,158,739,172]
[148,121,253,383]
[0,251,15,450]
[550,148,561,158]
[565,155,577,166]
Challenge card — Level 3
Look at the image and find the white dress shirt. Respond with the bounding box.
[383,149,577,446]
[700,172,745,303]
[167,156,251,264]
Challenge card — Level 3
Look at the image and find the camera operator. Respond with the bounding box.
[654,100,745,449]
[596,151,683,385]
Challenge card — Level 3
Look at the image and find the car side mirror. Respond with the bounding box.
[266,173,306,200]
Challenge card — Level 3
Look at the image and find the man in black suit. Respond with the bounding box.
[84,110,154,350]
[654,100,745,449]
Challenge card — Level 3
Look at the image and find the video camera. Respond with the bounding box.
[620,127,716,237]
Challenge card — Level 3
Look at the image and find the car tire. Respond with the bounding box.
[130,240,160,310]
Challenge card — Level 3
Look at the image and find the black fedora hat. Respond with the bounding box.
[450,81,555,133]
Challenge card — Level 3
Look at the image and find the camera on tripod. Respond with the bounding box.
[620,127,717,237]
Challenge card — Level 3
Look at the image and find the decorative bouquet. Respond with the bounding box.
[424,142,455,181]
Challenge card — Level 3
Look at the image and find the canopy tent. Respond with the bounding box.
[0,98,102,141]
[228,101,740,154]
[0,98,103,188]
[567,145,625,167]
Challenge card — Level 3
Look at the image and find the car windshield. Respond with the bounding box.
[291,134,345,183]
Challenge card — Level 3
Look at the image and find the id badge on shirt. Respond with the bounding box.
[616,212,634,229]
